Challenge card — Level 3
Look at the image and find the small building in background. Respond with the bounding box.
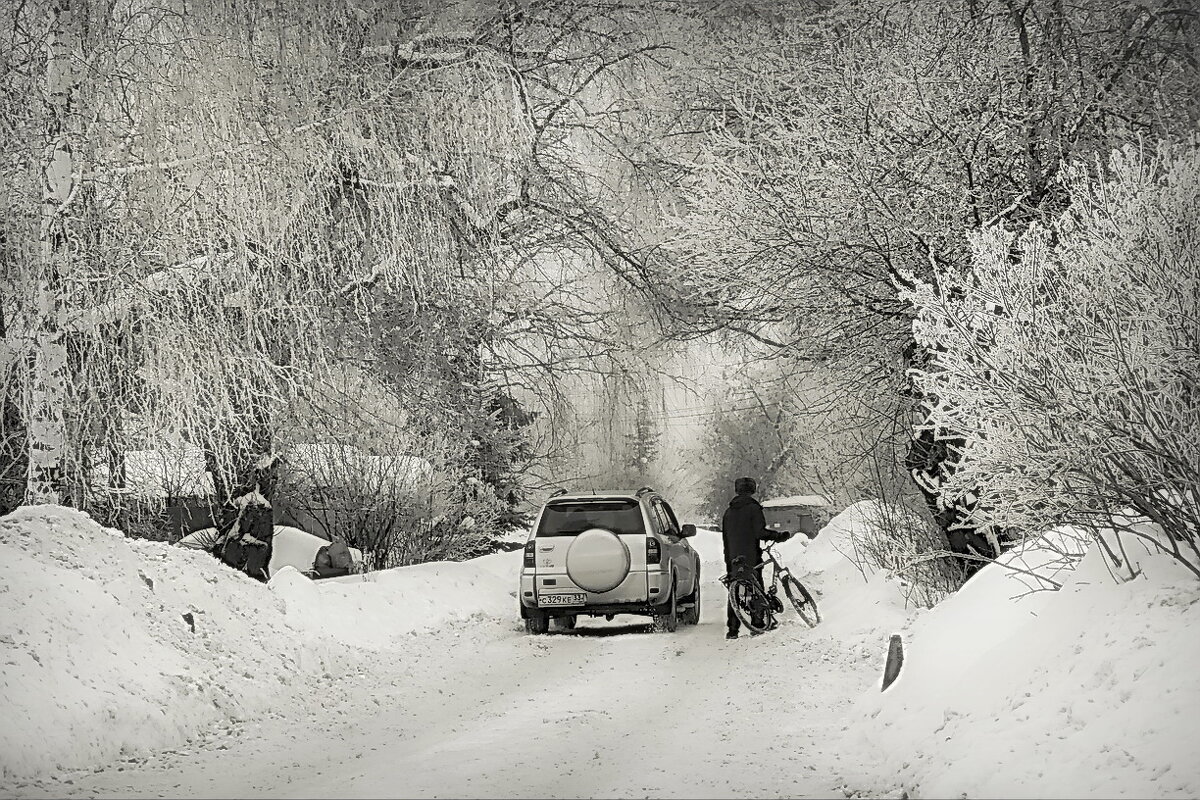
[761,494,832,538]
[88,445,219,541]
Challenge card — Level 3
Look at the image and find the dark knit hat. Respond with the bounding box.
[734,476,757,494]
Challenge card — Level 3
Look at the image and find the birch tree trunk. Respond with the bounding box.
[27,1,80,506]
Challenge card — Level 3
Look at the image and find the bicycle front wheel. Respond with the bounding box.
[728,578,770,633]
[783,575,820,627]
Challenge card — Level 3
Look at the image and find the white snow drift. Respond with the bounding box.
[844,526,1200,798]
[0,505,516,782]
[0,502,1196,798]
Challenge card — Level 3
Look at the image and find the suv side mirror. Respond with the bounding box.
[680,524,697,538]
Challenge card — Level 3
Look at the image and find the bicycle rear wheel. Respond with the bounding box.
[728,578,770,633]
[783,575,820,627]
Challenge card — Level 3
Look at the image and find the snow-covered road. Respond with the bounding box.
[21,569,875,799]
[8,504,1194,798]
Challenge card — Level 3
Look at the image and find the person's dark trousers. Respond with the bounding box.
[726,565,765,636]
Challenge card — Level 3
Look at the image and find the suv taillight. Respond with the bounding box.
[646,537,661,565]
[523,540,536,569]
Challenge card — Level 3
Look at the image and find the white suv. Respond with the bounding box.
[518,487,701,634]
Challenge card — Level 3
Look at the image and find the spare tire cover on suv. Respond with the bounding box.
[566,527,631,593]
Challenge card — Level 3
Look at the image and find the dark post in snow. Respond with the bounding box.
[882,633,904,691]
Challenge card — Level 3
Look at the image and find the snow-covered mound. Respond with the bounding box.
[841,529,1200,798]
[0,505,519,781]
[787,501,914,642]
[6,499,1195,798]
[268,554,520,650]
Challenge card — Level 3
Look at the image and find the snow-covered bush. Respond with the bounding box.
[276,443,499,568]
[903,142,1200,578]
[849,498,967,608]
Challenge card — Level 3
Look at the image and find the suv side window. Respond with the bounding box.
[660,500,682,533]
[652,499,679,537]
[644,500,666,536]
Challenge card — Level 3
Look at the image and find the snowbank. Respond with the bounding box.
[841,530,1200,798]
[779,503,1200,797]
[788,501,915,643]
[689,525,724,566]
[7,498,1195,798]
[268,555,520,650]
[0,505,519,782]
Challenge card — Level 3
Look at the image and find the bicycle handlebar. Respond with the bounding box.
[722,534,794,579]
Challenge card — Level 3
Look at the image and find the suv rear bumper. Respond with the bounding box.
[520,598,676,619]
[520,568,671,610]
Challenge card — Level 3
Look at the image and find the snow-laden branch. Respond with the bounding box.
[338,261,386,296]
[63,252,236,334]
[359,31,548,65]
[436,172,498,234]
[360,41,469,66]
[84,28,505,182]
[890,549,1065,590]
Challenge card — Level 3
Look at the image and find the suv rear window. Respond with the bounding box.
[536,499,646,537]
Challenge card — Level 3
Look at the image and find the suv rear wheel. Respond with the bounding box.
[652,579,679,633]
[525,612,549,635]
[679,566,700,626]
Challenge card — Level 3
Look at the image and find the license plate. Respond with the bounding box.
[539,592,585,606]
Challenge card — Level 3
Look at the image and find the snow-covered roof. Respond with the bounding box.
[761,494,831,509]
[90,442,435,500]
[284,443,434,490]
[90,446,215,499]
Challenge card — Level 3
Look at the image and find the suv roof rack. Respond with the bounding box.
[635,486,656,496]
[549,487,568,498]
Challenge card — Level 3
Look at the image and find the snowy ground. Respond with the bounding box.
[1,503,1197,798]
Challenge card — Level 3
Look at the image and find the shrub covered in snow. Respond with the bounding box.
[276,442,506,569]
[903,143,1200,578]
[843,498,968,608]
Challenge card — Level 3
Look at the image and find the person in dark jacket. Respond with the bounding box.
[721,476,791,639]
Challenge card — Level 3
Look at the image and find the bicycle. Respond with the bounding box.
[719,539,820,633]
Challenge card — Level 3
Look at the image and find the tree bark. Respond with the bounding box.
[27,1,81,506]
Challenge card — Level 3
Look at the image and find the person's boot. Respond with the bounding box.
[725,630,738,640]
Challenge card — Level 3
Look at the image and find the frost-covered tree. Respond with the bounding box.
[0,0,702,560]
[624,393,662,479]
[903,143,1200,578]
[652,0,1200,567]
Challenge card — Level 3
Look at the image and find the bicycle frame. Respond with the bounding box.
[758,544,792,590]
[721,543,787,590]
[722,540,820,630]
